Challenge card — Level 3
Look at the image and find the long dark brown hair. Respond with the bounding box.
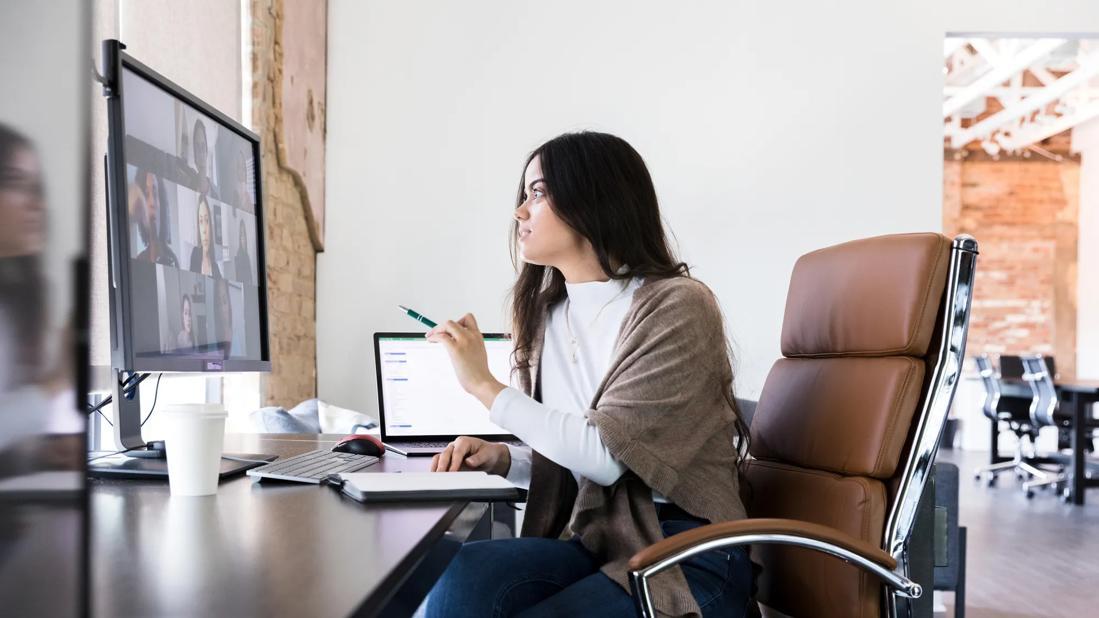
[507,131,750,459]
[0,122,46,385]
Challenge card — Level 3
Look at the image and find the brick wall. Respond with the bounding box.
[943,159,1079,377]
[251,0,321,406]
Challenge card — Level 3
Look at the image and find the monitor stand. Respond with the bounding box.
[87,450,275,479]
[88,369,277,479]
[122,439,167,458]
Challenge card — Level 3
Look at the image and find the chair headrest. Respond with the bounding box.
[780,233,952,358]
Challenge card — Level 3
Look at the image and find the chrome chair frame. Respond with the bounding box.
[629,235,979,618]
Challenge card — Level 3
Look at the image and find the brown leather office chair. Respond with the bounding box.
[628,233,978,618]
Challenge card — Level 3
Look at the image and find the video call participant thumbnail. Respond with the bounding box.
[131,168,179,268]
[212,278,233,359]
[189,195,220,279]
[235,220,251,286]
[175,293,194,351]
[191,118,218,199]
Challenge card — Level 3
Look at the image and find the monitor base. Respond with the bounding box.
[87,451,276,480]
[125,440,167,459]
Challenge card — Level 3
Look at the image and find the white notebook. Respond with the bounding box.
[338,471,518,502]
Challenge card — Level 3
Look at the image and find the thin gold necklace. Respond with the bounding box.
[563,280,631,364]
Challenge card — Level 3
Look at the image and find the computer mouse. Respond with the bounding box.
[333,434,385,457]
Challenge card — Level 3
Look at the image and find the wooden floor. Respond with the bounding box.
[937,448,1099,617]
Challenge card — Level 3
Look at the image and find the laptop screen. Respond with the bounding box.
[375,334,515,439]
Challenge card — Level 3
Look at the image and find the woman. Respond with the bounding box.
[0,122,81,475]
[0,123,47,393]
[424,132,753,617]
[212,278,234,359]
[132,168,179,267]
[175,294,194,351]
[234,221,252,286]
[233,149,254,212]
[192,117,217,198]
[188,195,220,278]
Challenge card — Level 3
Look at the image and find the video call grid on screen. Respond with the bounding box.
[118,62,267,368]
[377,336,515,438]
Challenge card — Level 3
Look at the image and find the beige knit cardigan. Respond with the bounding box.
[517,275,748,618]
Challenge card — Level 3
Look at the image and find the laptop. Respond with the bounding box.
[374,332,523,456]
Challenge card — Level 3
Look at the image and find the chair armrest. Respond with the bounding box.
[629,517,896,571]
[626,517,920,618]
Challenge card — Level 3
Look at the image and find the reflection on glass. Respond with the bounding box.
[0,122,81,466]
[2,4,87,615]
[0,120,84,616]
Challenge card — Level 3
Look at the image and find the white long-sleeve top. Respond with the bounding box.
[489,275,644,488]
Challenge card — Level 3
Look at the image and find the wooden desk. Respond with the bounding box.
[90,434,519,617]
[1056,380,1099,505]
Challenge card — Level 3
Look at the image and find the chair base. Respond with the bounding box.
[974,453,1065,499]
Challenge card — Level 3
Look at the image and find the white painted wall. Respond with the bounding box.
[320,0,1099,426]
[1073,117,1099,380]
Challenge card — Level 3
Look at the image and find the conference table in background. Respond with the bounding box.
[90,434,522,617]
[1057,378,1099,505]
[982,375,1098,506]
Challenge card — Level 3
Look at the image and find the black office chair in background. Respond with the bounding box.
[1021,356,1069,499]
[973,355,1048,491]
[973,355,1029,482]
[974,354,1067,498]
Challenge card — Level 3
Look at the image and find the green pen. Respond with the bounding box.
[397,304,438,329]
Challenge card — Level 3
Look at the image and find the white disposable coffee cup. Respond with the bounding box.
[162,403,228,497]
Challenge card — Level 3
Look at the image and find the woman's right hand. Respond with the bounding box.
[431,436,511,476]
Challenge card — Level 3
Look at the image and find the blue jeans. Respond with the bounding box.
[425,519,754,617]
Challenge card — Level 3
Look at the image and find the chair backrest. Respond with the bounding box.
[1022,356,1058,428]
[1003,354,1056,379]
[745,233,977,618]
[974,355,1000,421]
[1043,355,1057,379]
[995,354,1039,425]
[998,355,1026,380]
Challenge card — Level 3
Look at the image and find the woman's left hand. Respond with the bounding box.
[426,313,506,408]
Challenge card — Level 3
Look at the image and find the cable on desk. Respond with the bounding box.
[139,373,163,427]
[221,455,271,465]
[93,408,114,427]
[319,474,346,489]
[87,446,137,464]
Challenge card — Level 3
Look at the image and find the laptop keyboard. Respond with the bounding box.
[246,449,378,483]
[399,440,525,449]
[403,441,450,449]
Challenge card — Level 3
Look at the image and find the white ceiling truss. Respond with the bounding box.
[944,37,1099,156]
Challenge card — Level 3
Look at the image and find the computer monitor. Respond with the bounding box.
[101,39,270,451]
[104,41,270,374]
